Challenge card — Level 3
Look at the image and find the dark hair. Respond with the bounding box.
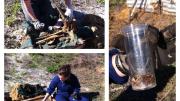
[58,64,71,77]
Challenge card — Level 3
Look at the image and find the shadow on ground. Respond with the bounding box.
[76,12,104,49]
[112,65,175,101]
[80,92,100,100]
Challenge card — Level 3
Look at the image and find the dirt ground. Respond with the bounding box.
[4,54,104,101]
[109,4,176,101]
[109,4,175,48]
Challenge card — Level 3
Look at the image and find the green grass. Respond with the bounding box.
[9,67,16,76]
[47,64,60,73]
[20,71,28,76]
[27,54,103,73]
[29,54,76,73]
[96,0,105,4]
[45,54,75,73]
[110,0,126,9]
[28,63,37,68]
[110,0,126,4]
[5,0,21,26]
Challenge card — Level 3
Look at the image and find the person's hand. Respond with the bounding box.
[53,18,63,29]
[65,7,74,20]
[71,92,80,100]
[42,99,46,101]
[33,20,45,30]
[112,54,129,76]
[42,93,50,101]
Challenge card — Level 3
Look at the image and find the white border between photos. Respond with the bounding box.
[104,0,109,101]
[1,0,179,101]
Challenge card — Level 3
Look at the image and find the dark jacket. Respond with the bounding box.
[47,74,80,97]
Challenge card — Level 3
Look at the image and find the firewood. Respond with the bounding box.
[22,95,45,101]
[71,19,78,33]
[63,19,78,32]
[36,18,78,47]
[36,35,64,44]
[36,30,64,40]
[63,20,69,31]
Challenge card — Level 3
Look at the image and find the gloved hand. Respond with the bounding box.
[113,54,129,76]
[110,48,129,76]
[109,48,129,84]
[71,92,80,100]
[32,20,45,30]
[54,18,64,28]
[65,7,74,20]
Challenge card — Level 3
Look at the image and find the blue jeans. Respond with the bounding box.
[55,94,89,101]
